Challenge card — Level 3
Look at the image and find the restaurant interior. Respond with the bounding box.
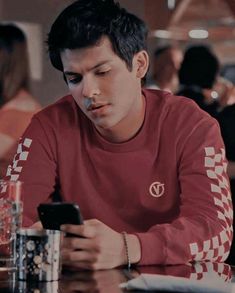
[0,0,235,292]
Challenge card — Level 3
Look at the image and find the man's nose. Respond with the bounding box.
[81,76,101,98]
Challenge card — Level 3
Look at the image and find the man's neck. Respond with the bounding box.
[95,95,146,143]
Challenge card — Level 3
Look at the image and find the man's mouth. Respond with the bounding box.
[87,103,108,111]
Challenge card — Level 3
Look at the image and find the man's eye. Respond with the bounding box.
[68,76,82,84]
[96,70,110,76]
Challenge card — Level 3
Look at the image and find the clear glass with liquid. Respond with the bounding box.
[0,180,23,271]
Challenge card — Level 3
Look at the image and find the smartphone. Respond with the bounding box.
[37,202,83,230]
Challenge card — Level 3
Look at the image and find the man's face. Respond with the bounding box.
[61,37,147,140]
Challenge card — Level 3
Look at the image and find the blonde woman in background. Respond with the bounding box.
[0,24,41,178]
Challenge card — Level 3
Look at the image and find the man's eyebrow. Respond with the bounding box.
[64,60,110,76]
[91,60,110,70]
[64,71,78,76]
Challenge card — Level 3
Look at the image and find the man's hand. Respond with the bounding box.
[61,219,141,270]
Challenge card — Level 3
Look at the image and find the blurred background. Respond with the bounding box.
[0,0,235,106]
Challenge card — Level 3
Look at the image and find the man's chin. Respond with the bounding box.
[93,120,119,137]
[92,118,115,131]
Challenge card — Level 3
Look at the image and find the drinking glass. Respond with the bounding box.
[16,229,62,281]
[0,180,23,271]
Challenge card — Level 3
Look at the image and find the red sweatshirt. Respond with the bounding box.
[4,89,233,265]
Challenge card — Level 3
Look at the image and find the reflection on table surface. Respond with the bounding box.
[0,261,234,293]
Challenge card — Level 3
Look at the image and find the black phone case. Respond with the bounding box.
[37,202,83,230]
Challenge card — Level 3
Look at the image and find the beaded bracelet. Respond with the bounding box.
[122,231,131,270]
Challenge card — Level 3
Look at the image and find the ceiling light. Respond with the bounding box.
[189,29,209,39]
[168,0,176,10]
[151,30,172,39]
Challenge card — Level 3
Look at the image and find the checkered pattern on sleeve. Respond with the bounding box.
[189,262,232,282]
[189,147,233,262]
[5,138,32,182]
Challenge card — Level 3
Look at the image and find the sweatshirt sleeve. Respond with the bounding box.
[3,116,57,227]
[135,118,233,265]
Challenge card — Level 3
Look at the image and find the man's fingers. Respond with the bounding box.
[62,236,93,250]
[63,261,99,270]
[61,223,96,238]
[62,249,96,263]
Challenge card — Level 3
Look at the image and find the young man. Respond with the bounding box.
[148,45,183,93]
[4,0,232,270]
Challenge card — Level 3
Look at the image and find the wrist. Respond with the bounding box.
[121,232,141,268]
[127,234,141,264]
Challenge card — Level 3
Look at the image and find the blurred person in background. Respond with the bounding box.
[177,45,220,117]
[0,24,41,178]
[148,45,183,93]
[178,45,235,116]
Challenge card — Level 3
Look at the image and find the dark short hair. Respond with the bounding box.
[179,45,219,88]
[0,24,29,104]
[47,0,148,72]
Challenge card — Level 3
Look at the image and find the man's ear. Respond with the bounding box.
[134,50,149,78]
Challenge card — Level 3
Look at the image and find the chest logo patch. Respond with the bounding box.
[149,181,165,198]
